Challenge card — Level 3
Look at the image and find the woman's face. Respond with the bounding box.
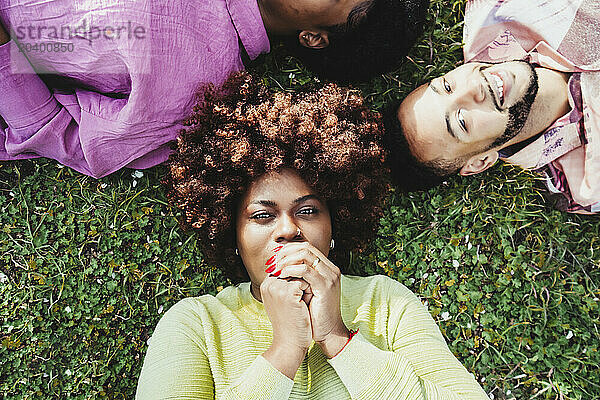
[236,169,332,286]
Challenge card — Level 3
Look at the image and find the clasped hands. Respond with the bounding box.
[261,242,350,372]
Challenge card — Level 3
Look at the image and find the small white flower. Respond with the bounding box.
[452,259,460,268]
[158,305,164,314]
[65,369,72,376]
[132,170,144,179]
[64,306,72,313]
[566,330,574,340]
[441,311,451,321]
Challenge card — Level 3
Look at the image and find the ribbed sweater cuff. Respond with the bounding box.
[230,355,294,399]
[327,332,393,396]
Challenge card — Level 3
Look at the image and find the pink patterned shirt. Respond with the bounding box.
[464,0,600,214]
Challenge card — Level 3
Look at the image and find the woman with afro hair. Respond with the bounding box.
[135,72,487,400]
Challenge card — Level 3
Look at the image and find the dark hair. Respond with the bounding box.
[382,101,454,192]
[290,0,430,82]
[164,72,391,282]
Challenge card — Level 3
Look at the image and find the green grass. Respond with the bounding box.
[1,0,599,399]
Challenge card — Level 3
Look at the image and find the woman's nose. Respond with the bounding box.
[274,215,302,242]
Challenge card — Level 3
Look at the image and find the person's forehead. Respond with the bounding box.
[398,83,449,162]
[242,170,316,206]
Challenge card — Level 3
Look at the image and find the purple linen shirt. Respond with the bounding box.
[0,0,270,178]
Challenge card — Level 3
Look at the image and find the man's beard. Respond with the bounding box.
[490,61,539,149]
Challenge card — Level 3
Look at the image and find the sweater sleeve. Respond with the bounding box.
[0,40,175,178]
[328,279,489,400]
[135,298,293,400]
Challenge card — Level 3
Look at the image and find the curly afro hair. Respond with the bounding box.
[164,72,391,282]
[289,0,430,82]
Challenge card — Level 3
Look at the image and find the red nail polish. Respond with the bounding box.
[273,270,281,277]
[265,265,275,273]
[273,245,283,252]
[265,255,276,266]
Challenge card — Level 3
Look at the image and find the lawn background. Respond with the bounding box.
[1,0,599,399]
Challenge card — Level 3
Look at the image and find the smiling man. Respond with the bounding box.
[385,0,600,214]
[0,0,429,178]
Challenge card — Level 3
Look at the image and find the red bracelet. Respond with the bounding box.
[330,329,359,359]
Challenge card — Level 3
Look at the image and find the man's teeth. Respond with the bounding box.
[493,74,504,103]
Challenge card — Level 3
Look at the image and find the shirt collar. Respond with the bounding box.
[226,0,270,60]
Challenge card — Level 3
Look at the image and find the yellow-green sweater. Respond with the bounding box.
[136,275,488,399]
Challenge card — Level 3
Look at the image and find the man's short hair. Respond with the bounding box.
[383,101,458,192]
[291,0,430,82]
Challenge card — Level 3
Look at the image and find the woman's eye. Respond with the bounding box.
[251,212,273,220]
[298,207,318,216]
[443,78,452,93]
[458,109,467,132]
